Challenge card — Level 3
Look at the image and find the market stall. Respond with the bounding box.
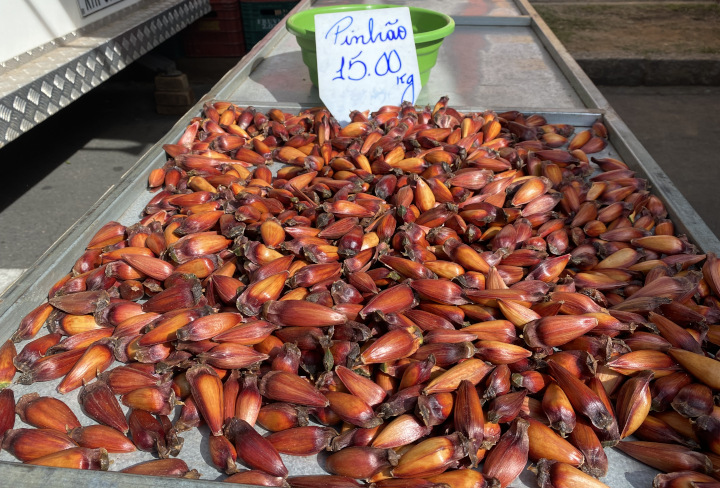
[0,0,718,486]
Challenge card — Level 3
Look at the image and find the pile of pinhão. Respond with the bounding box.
[2,97,720,488]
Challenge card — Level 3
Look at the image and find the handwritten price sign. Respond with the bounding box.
[314,7,421,124]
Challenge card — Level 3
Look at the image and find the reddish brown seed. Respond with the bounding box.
[13,303,54,342]
[0,340,17,389]
[615,370,653,439]
[17,347,87,385]
[121,386,176,416]
[222,371,240,425]
[359,328,423,365]
[0,388,15,439]
[484,364,512,403]
[209,434,239,474]
[287,475,363,488]
[150,276,205,310]
[176,312,243,342]
[225,470,290,486]
[324,391,382,429]
[87,221,126,249]
[487,390,528,424]
[49,290,110,315]
[13,332,62,372]
[424,359,494,394]
[260,370,328,407]
[235,373,262,427]
[667,348,720,390]
[415,390,454,427]
[569,419,609,478]
[256,402,309,432]
[391,432,468,479]
[546,362,615,431]
[262,300,348,327]
[534,459,609,488]
[122,253,175,280]
[212,320,278,345]
[695,414,720,456]
[651,471,716,488]
[267,426,337,456]
[26,446,109,470]
[606,350,680,377]
[16,393,81,432]
[671,382,714,418]
[649,312,703,355]
[359,284,416,319]
[225,418,288,478]
[379,255,436,280]
[175,395,202,432]
[2,428,78,462]
[104,365,166,395]
[57,339,114,394]
[542,382,576,437]
[336,365,387,406]
[68,425,136,453]
[120,458,200,478]
[614,440,713,474]
[474,340,532,364]
[635,414,698,448]
[49,328,114,355]
[326,446,398,480]
[409,279,468,306]
[139,307,211,348]
[450,381,483,464]
[371,413,432,449]
[427,469,493,488]
[79,380,129,433]
[237,271,290,316]
[199,342,269,370]
[525,415,584,466]
[463,320,515,343]
[398,355,437,390]
[482,418,530,487]
[128,408,176,457]
[186,364,224,436]
[523,315,599,350]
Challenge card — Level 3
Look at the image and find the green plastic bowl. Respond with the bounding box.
[286,4,454,87]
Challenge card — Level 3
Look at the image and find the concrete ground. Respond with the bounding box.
[0,2,719,295]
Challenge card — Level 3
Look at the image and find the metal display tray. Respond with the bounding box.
[0,105,691,487]
[0,0,718,484]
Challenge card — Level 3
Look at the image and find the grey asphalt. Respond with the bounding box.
[0,11,719,291]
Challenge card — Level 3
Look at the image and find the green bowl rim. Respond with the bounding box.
[286,4,455,44]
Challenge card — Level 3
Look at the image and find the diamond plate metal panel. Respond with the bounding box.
[0,0,210,148]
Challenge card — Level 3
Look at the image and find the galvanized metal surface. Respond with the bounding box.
[0,0,210,148]
[0,0,717,485]
[228,24,584,109]
[0,0,143,73]
[225,0,582,109]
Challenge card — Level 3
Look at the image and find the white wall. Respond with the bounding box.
[0,0,142,62]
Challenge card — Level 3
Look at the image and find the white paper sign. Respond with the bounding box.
[314,7,422,124]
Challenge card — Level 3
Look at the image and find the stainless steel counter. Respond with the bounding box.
[229,23,585,109]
